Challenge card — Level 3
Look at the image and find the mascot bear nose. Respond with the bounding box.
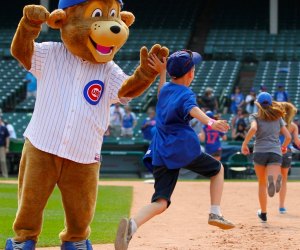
[110,25,121,34]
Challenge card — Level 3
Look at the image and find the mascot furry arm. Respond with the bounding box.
[11,3,169,99]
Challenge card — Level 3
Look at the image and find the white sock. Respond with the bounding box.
[130,218,138,236]
[210,205,222,216]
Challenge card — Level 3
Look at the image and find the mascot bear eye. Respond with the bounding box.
[110,9,116,17]
[92,9,103,17]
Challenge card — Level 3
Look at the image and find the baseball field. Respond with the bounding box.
[1,180,300,250]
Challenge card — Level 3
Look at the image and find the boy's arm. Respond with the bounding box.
[148,54,167,97]
[189,107,229,133]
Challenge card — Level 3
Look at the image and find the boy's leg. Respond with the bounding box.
[57,160,100,242]
[210,164,224,206]
[12,140,60,242]
[185,153,234,229]
[115,166,178,250]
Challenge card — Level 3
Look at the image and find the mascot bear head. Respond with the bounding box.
[47,0,135,64]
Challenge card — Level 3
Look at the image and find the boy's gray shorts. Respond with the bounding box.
[253,152,282,166]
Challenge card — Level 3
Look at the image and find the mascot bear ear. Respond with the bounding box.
[47,9,67,29]
[120,11,135,27]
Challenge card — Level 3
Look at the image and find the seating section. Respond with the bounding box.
[0,59,27,111]
[253,61,300,110]
[204,0,300,61]
[2,112,32,138]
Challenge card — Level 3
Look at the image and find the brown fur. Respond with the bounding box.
[11,0,168,97]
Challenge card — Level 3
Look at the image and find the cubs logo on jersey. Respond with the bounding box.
[83,80,104,105]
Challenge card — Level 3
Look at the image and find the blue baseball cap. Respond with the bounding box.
[167,50,202,78]
[205,111,214,118]
[59,0,124,9]
[257,92,272,107]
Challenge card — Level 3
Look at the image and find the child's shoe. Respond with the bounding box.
[208,213,235,230]
[276,175,282,193]
[267,175,275,197]
[257,209,267,223]
[115,218,133,250]
[279,207,287,214]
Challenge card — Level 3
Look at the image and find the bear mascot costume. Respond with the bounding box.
[5,0,169,249]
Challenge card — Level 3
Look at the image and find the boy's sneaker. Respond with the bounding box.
[267,175,275,197]
[5,238,36,250]
[114,218,132,250]
[257,209,267,223]
[61,239,93,250]
[276,175,282,193]
[208,213,235,230]
[279,207,287,214]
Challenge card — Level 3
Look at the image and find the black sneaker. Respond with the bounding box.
[257,210,267,223]
[276,174,282,193]
[267,175,275,197]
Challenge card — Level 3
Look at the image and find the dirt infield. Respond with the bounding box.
[2,180,300,250]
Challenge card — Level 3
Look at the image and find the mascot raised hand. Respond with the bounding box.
[5,0,169,249]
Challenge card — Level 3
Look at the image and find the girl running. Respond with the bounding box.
[278,102,300,214]
[241,92,291,223]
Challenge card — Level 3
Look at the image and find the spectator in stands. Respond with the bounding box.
[245,87,258,114]
[199,111,227,161]
[141,106,156,141]
[273,83,290,102]
[110,103,125,137]
[121,105,137,137]
[189,117,202,135]
[260,84,267,93]
[24,71,37,98]
[241,92,291,223]
[3,120,17,139]
[0,116,10,178]
[231,108,249,131]
[231,118,248,141]
[115,51,234,250]
[230,86,245,114]
[197,87,218,112]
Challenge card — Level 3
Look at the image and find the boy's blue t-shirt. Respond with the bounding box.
[144,82,201,171]
[202,125,224,154]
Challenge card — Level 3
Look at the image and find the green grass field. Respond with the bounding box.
[0,183,132,247]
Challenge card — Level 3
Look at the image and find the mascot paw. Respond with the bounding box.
[140,44,169,76]
[24,5,50,25]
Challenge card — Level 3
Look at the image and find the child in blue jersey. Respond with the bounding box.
[278,102,300,214]
[199,111,227,161]
[115,50,234,250]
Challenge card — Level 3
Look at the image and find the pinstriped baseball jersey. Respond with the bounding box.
[24,42,130,164]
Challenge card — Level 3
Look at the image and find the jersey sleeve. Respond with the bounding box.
[108,62,130,104]
[182,91,198,121]
[30,42,52,79]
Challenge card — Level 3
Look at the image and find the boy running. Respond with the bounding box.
[115,50,235,250]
